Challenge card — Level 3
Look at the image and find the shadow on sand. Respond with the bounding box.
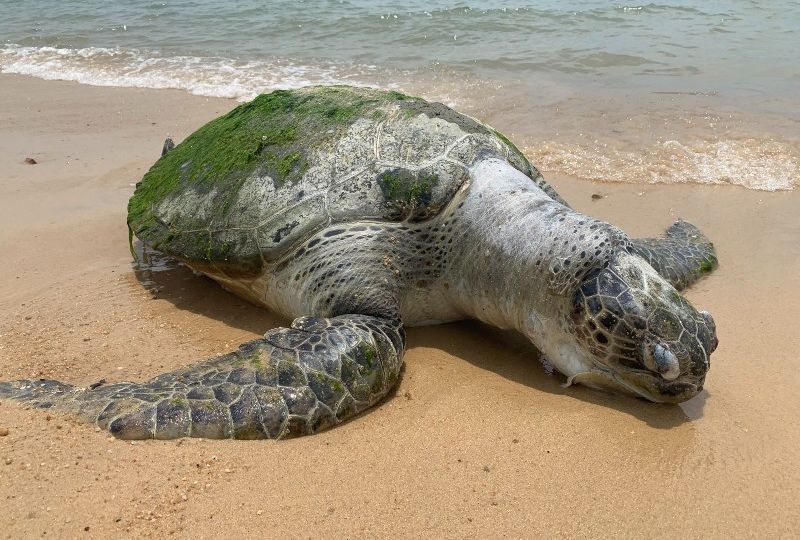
[409,321,708,430]
[132,248,707,431]
[132,247,287,335]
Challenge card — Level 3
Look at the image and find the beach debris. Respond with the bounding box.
[0,427,9,436]
[24,157,37,164]
[591,193,604,200]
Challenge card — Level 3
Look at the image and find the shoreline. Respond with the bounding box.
[0,74,798,538]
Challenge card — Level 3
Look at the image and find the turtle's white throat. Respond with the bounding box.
[523,311,661,401]
[523,311,595,380]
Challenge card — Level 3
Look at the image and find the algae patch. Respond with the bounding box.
[492,128,529,167]
[378,169,435,205]
[127,86,411,267]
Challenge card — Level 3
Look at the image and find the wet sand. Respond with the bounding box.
[0,74,798,538]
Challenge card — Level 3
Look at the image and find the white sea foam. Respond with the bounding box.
[0,44,377,101]
[527,138,798,192]
[3,43,796,192]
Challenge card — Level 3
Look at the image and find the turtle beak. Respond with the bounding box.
[700,310,719,352]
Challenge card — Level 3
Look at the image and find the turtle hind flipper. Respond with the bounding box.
[631,219,718,291]
[0,379,127,423]
[0,379,78,408]
[0,314,405,440]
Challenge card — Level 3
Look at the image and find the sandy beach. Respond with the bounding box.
[0,74,798,538]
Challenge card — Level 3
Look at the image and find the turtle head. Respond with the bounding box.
[566,250,717,403]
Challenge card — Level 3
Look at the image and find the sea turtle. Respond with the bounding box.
[0,86,719,440]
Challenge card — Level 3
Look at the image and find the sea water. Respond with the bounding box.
[1,0,797,190]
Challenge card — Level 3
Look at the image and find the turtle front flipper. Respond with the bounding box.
[630,219,718,290]
[0,315,404,440]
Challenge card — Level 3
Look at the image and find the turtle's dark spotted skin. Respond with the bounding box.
[631,220,718,291]
[570,251,718,402]
[0,86,720,438]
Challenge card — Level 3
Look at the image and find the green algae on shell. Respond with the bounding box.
[127,85,542,274]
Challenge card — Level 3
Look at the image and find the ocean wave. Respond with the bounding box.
[526,138,798,191]
[2,44,796,193]
[0,44,378,101]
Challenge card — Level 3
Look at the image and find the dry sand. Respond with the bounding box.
[0,74,798,538]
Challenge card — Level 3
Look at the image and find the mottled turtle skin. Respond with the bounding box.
[1,86,719,440]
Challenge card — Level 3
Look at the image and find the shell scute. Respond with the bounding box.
[254,195,328,263]
[448,135,506,167]
[327,164,383,221]
[332,117,377,175]
[377,113,467,166]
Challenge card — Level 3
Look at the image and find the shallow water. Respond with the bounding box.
[1,0,798,190]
